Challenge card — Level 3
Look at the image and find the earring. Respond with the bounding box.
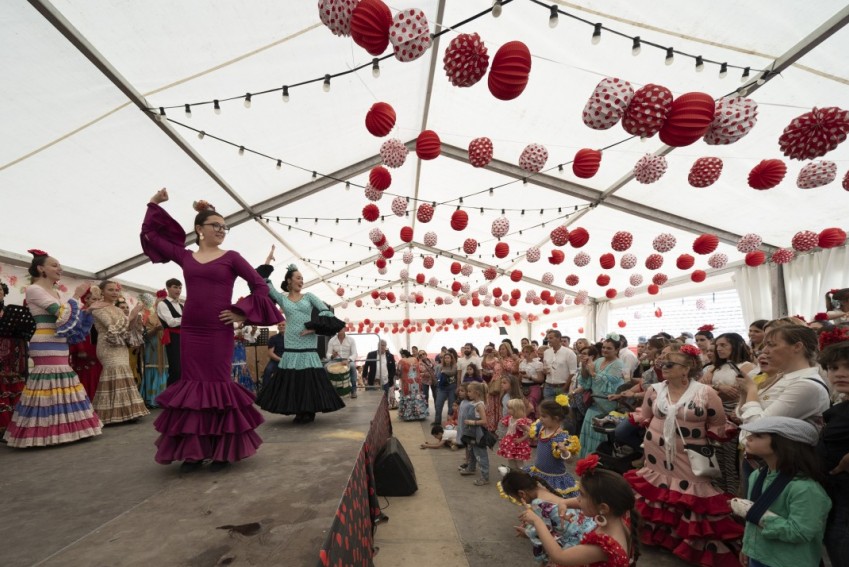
[593,514,607,527]
[199,233,204,241]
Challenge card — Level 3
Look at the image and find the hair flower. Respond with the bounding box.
[679,344,701,358]
[819,327,849,350]
[27,248,48,257]
[606,332,620,342]
[555,394,570,407]
[286,263,298,273]
[575,454,600,477]
[155,289,168,299]
[192,199,215,212]
[814,312,829,321]
[697,323,715,332]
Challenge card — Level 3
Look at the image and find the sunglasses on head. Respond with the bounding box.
[661,361,688,370]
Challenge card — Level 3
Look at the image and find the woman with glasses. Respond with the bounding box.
[625,344,743,567]
[141,189,283,472]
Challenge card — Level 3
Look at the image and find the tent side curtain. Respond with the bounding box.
[733,264,774,324]
[783,247,849,320]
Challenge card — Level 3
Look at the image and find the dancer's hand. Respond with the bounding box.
[219,310,246,324]
[265,244,276,265]
[151,188,169,204]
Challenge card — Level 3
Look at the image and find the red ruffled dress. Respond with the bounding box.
[624,383,743,567]
[496,415,531,460]
[140,203,283,464]
[574,529,630,567]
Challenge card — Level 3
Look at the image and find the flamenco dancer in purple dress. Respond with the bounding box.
[140,189,283,472]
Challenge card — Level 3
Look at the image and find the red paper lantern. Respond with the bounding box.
[792,230,819,252]
[778,106,849,160]
[652,273,668,286]
[493,287,502,298]
[704,96,759,145]
[415,295,424,304]
[688,157,723,188]
[373,234,387,248]
[443,32,489,87]
[599,253,615,269]
[749,159,787,190]
[336,286,345,296]
[745,250,766,267]
[487,41,532,101]
[388,8,431,63]
[611,231,633,252]
[622,84,673,138]
[362,204,380,222]
[369,165,392,191]
[510,270,523,282]
[582,77,634,130]
[355,299,363,307]
[451,281,461,292]
[645,254,664,270]
[617,320,626,328]
[450,262,461,275]
[819,227,847,248]
[572,148,602,178]
[416,130,441,160]
[400,226,413,242]
[381,246,394,259]
[468,137,493,168]
[549,250,565,265]
[771,248,795,265]
[540,290,551,301]
[568,227,589,248]
[511,289,521,300]
[693,234,719,255]
[844,170,849,191]
[647,284,660,295]
[658,92,716,147]
[375,258,386,269]
[463,238,478,254]
[350,0,392,56]
[578,327,584,334]
[450,209,468,231]
[566,274,579,286]
[676,254,695,270]
[691,270,707,283]
[415,273,425,284]
[654,308,663,318]
[371,290,380,299]
[606,289,618,299]
[417,203,434,223]
[550,226,570,247]
[318,0,358,37]
[365,103,396,137]
[484,267,497,280]
[596,274,611,286]
[495,242,510,258]
[797,160,837,189]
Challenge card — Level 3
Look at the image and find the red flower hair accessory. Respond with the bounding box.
[697,324,715,332]
[193,200,215,212]
[814,312,829,322]
[156,289,168,299]
[679,344,701,358]
[575,454,600,477]
[27,248,48,257]
[819,327,849,350]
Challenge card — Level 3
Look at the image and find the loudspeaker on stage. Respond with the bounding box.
[373,437,417,497]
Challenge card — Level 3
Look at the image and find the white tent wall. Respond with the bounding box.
[733,264,775,324]
[783,246,849,319]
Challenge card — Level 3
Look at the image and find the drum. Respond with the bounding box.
[325,361,351,396]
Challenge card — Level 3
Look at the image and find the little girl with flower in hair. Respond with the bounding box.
[519,454,639,567]
[524,398,581,496]
[497,398,533,470]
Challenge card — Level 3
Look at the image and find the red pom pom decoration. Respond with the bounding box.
[362,204,380,222]
[550,226,570,247]
[606,289,618,299]
[416,130,441,160]
[652,273,668,286]
[319,0,358,37]
[380,138,408,168]
[568,227,590,248]
[691,270,707,283]
[519,143,548,173]
[375,258,386,270]
[792,230,819,252]
[658,92,716,147]
[422,256,435,269]
[400,226,413,242]
[688,157,723,188]
[611,231,633,252]
[487,41,532,101]
[549,250,565,265]
[797,160,837,189]
[443,32,489,87]
[645,254,664,270]
[745,250,766,267]
[622,84,673,138]
[676,254,695,270]
[415,273,425,284]
[417,203,434,223]
[484,267,498,280]
[389,8,431,63]
[365,103,396,137]
[771,248,795,265]
[819,227,847,249]
[450,262,461,275]
[463,238,478,254]
[748,159,787,190]
[597,274,611,286]
[693,234,719,255]
[779,106,849,160]
[495,242,510,258]
[704,96,758,145]
[510,270,523,282]
[648,284,660,295]
[468,137,493,168]
[566,274,579,286]
[381,246,395,259]
[599,253,615,270]
[350,0,392,56]
[582,77,634,130]
[450,209,468,231]
[634,154,668,184]
[572,149,602,178]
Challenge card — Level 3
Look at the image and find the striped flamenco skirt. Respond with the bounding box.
[3,339,102,448]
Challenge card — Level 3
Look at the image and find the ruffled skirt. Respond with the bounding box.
[91,363,149,424]
[255,366,345,415]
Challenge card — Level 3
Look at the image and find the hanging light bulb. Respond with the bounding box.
[757,70,770,85]
[323,74,331,92]
[282,85,290,102]
[665,47,674,65]
[197,130,205,140]
[213,99,221,114]
[719,62,728,78]
[548,5,559,28]
[238,146,245,156]
[372,58,380,78]
[491,0,502,17]
[243,93,252,108]
[738,86,749,97]
[157,107,166,122]
[591,23,602,44]
[695,56,704,72]
[631,36,641,56]
[276,160,282,170]
[741,66,750,82]
[184,104,192,118]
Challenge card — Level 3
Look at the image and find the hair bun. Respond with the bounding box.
[27,248,48,257]
[192,200,215,212]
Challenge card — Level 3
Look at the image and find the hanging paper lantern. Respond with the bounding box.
[369,165,392,191]
[574,252,590,267]
[550,226,569,246]
[364,185,383,201]
[568,227,589,248]
[611,231,633,251]
[572,148,602,178]
[737,233,762,253]
[745,250,766,267]
[450,262,461,275]
[549,250,565,264]
[380,138,408,168]
[400,268,409,280]
[693,234,719,255]
[645,254,664,270]
[510,289,521,300]
[381,246,395,259]
[484,267,498,280]
[658,92,716,147]
[748,159,787,190]
[417,203,434,223]
[691,270,707,282]
[819,227,847,248]
[443,32,489,87]
[423,231,437,246]
[771,248,795,265]
[541,272,554,285]
[634,154,668,184]
[630,274,643,286]
[648,285,660,296]
[778,106,849,160]
[391,196,407,217]
[369,228,385,243]
[797,160,837,189]
[491,216,510,238]
[688,157,723,188]
[708,253,728,269]
[362,203,380,222]
[599,253,615,269]
[415,273,425,285]
[622,84,673,138]
[596,274,611,286]
[510,270,523,282]
[422,255,435,269]
[319,0,358,37]
[844,170,849,191]
[566,274,579,286]
[519,143,548,173]
[463,238,478,254]
[355,299,363,307]
[652,233,677,253]
[350,0,392,56]
[365,103,396,137]
[402,250,413,264]
[487,41,532,101]
[582,77,634,130]
[494,242,510,258]
[399,226,413,242]
[791,230,819,252]
[389,8,431,62]
[652,273,668,286]
[416,130,441,160]
[606,289,618,299]
[468,137,493,167]
[428,276,439,287]
[526,246,541,262]
[704,96,759,145]
[676,254,695,270]
[461,263,473,276]
[450,281,462,292]
[375,258,386,269]
[450,209,468,231]
[620,253,637,269]
[695,298,707,310]
[336,286,345,297]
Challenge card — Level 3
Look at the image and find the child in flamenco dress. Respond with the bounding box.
[524,398,582,496]
[497,398,533,471]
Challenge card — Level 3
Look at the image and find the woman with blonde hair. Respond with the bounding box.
[140,293,168,407]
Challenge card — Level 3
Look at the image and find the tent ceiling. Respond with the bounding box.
[3,0,849,323]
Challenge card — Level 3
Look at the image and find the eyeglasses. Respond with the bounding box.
[661,361,688,370]
[203,222,230,233]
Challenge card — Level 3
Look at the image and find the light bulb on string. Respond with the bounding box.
[631,37,641,56]
[238,146,245,156]
[184,104,192,118]
[243,93,252,108]
[741,67,750,82]
[719,62,728,78]
[757,70,770,85]
[548,5,558,28]
[695,56,704,72]
[664,47,674,65]
[282,86,290,102]
[158,107,166,121]
[197,130,205,140]
[372,58,380,78]
[491,0,502,17]
[323,74,331,92]
[591,23,602,44]
[213,99,221,114]
[276,160,282,170]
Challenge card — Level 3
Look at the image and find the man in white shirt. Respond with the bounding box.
[156,278,184,386]
[617,335,640,380]
[542,330,577,400]
[456,343,481,383]
[364,340,397,404]
[328,329,358,398]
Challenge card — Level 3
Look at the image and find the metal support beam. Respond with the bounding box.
[303,242,410,289]
[771,264,789,318]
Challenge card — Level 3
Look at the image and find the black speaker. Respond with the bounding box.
[374,437,417,496]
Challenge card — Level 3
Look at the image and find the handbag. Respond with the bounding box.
[479,428,498,449]
[677,420,721,478]
[582,390,594,408]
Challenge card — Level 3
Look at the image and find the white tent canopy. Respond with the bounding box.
[3,0,849,343]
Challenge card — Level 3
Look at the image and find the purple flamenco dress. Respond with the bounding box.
[140,203,283,464]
